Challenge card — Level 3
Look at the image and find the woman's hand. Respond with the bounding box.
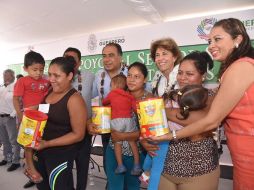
[143,132,171,144]
[111,129,125,142]
[34,139,48,151]
[87,123,100,135]
[111,129,140,142]
[139,138,159,156]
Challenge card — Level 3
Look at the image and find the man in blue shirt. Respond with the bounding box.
[91,43,128,176]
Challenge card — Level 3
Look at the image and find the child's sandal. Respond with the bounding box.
[139,172,149,185]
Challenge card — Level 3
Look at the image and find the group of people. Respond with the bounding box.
[0,17,253,190]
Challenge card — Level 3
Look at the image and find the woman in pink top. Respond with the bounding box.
[148,18,254,190]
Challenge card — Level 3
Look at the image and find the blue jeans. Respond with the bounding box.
[142,141,170,190]
[106,146,145,190]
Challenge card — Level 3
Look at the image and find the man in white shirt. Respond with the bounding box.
[0,69,21,171]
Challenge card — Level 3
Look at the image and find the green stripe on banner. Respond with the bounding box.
[8,41,254,83]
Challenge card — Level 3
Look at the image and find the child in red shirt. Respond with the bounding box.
[102,74,142,175]
[13,51,50,183]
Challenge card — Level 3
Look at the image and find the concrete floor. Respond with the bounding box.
[0,142,233,190]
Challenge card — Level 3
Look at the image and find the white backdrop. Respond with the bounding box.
[0,9,253,84]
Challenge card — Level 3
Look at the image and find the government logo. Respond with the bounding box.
[87,34,97,53]
[197,18,217,40]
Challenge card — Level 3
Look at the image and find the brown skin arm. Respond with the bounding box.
[147,61,254,143]
[35,93,87,150]
[165,89,215,127]
[111,129,140,143]
[13,96,23,122]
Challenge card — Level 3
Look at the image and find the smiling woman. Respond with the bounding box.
[34,56,87,190]
[156,18,254,190]
[105,62,153,190]
[150,38,182,97]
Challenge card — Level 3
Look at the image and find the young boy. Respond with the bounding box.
[102,74,142,175]
[13,51,50,183]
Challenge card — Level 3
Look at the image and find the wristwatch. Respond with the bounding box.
[172,130,177,141]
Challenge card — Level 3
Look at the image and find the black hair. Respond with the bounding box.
[64,47,81,61]
[111,74,127,90]
[128,62,148,78]
[180,51,213,75]
[3,69,15,83]
[167,84,208,120]
[212,18,254,77]
[49,56,76,78]
[4,69,15,77]
[24,51,45,68]
[16,74,24,79]
[102,42,123,56]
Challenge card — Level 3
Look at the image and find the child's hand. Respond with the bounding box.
[17,112,23,123]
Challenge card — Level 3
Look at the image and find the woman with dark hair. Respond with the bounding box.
[150,18,254,190]
[34,57,87,190]
[105,62,153,190]
[143,51,220,190]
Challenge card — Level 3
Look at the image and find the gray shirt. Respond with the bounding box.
[72,70,95,119]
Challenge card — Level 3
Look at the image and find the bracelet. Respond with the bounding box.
[172,130,177,141]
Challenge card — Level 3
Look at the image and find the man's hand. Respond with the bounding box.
[87,123,100,135]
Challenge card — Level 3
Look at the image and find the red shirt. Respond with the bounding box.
[102,88,136,119]
[14,76,50,108]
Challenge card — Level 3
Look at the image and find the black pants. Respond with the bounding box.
[75,135,92,190]
[35,147,78,190]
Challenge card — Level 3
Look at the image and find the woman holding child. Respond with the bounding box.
[143,51,220,190]
[139,37,183,190]
[105,62,153,190]
[155,18,254,190]
[34,57,87,190]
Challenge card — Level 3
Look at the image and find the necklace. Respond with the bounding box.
[76,70,82,95]
[100,63,127,98]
